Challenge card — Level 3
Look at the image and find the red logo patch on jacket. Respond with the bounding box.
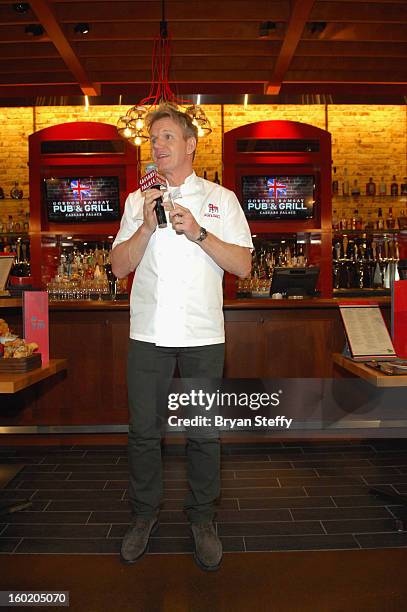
[204,203,220,219]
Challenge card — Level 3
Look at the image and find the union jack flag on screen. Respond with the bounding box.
[267,177,287,198]
[70,179,91,200]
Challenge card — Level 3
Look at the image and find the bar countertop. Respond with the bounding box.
[0,296,391,311]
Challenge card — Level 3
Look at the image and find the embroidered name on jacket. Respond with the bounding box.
[204,203,221,219]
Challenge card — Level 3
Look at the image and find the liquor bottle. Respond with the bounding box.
[398,209,407,230]
[366,177,376,196]
[332,167,339,195]
[376,207,384,230]
[340,212,347,230]
[355,210,363,230]
[10,181,23,199]
[351,209,357,230]
[214,171,221,185]
[365,209,374,231]
[23,212,29,232]
[351,179,361,197]
[332,209,340,230]
[6,215,14,232]
[342,167,349,196]
[379,177,387,196]
[390,175,398,197]
[386,207,396,229]
[203,170,207,180]
[401,177,407,196]
[297,244,306,266]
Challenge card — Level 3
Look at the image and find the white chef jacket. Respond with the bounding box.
[113,172,253,347]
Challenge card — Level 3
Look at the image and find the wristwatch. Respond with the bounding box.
[195,227,208,242]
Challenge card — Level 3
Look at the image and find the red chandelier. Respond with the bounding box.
[117,1,212,147]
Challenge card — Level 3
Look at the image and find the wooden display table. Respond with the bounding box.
[333,353,407,387]
[0,359,67,394]
[0,358,67,514]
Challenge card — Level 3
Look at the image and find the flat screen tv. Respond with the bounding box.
[241,175,316,220]
[44,176,121,223]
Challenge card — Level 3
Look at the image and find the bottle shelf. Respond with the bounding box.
[0,232,30,239]
[332,195,407,201]
[0,198,29,202]
[332,229,402,235]
[333,288,391,297]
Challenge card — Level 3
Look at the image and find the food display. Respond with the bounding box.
[3,338,39,359]
[0,317,40,370]
[0,318,12,337]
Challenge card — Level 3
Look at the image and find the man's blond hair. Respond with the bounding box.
[145,103,198,142]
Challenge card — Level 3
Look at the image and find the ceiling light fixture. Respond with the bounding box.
[13,3,30,13]
[74,23,90,35]
[308,22,326,34]
[117,0,211,147]
[24,24,44,36]
[258,21,276,39]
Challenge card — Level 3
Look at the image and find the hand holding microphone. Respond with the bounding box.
[140,163,167,229]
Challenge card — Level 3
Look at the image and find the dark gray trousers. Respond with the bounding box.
[127,339,225,523]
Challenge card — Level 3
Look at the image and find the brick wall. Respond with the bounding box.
[0,104,406,227]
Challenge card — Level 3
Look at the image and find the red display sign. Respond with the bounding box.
[23,291,49,364]
[393,280,407,358]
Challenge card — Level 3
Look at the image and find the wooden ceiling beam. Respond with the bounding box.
[0,56,278,74]
[280,81,407,95]
[297,40,407,58]
[0,21,284,43]
[265,0,316,95]
[86,69,272,82]
[304,22,407,42]
[0,43,59,59]
[0,40,281,59]
[28,0,99,95]
[0,59,68,74]
[311,1,407,23]
[50,1,290,23]
[2,20,406,44]
[72,40,282,57]
[285,70,407,83]
[0,72,76,85]
[290,56,407,71]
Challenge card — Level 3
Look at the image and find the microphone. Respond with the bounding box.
[139,163,167,228]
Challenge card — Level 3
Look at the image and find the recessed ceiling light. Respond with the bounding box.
[74,23,90,35]
[25,24,44,36]
[13,3,30,13]
[308,22,326,34]
[258,21,276,39]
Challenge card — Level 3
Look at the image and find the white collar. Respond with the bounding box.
[167,172,203,200]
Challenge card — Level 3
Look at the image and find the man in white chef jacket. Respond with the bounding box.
[112,103,253,571]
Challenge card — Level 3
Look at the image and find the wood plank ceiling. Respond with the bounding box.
[0,0,406,101]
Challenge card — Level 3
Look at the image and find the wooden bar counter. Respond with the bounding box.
[0,297,391,432]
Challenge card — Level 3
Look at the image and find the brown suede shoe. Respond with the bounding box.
[191,522,223,571]
[120,517,158,564]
